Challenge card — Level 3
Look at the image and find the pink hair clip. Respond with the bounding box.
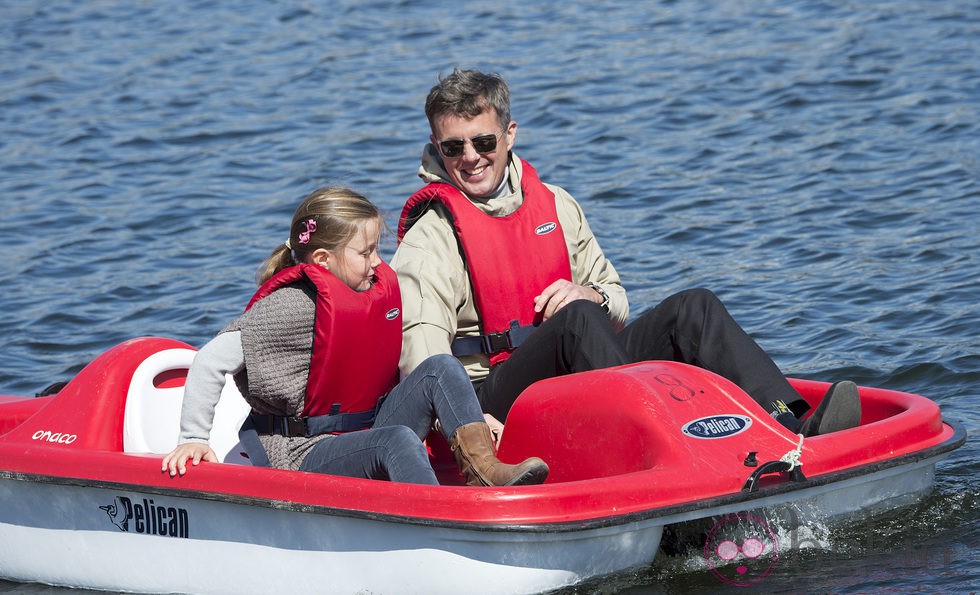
[298,218,317,244]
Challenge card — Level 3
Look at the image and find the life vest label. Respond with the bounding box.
[682,415,752,439]
[534,222,557,235]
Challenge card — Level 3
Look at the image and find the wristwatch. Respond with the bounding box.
[586,282,610,313]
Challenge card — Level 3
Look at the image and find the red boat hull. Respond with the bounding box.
[0,337,964,593]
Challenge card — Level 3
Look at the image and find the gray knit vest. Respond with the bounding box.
[226,283,331,470]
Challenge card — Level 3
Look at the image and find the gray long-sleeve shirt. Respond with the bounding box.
[176,284,329,470]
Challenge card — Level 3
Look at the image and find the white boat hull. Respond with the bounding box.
[0,477,664,595]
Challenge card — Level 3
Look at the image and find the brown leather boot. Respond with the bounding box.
[449,422,549,487]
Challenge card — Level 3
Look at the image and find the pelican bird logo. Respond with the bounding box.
[99,497,131,532]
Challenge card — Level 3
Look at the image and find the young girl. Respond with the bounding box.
[162,187,548,486]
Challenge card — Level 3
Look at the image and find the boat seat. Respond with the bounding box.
[122,347,252,464]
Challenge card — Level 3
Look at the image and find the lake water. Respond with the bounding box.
[1,1,977,593]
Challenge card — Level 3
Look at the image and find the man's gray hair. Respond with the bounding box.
[424,68,511,130]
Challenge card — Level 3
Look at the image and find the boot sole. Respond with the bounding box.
[802,380,861,436]
[503,462,550,486]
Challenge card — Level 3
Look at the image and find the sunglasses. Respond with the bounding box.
[437,130,504,158]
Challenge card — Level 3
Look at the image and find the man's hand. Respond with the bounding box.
[533,279,602,321]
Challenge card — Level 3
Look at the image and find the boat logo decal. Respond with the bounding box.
[682,414,752,439]
[100,496,189,538]
[385,307,400,320]
[31,429,77,444]
[534,222,557,235]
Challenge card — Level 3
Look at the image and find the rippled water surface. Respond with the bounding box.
[1,1,977,593]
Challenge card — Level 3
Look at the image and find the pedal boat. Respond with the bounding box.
[0,337,964,594]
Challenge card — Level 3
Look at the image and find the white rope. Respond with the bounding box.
[780,433,805,470]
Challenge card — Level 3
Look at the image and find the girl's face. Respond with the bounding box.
[312,218,382,292]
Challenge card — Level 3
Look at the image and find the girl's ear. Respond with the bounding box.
[310,248,331,269]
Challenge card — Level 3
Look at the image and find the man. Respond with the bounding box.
[392,68,859,437]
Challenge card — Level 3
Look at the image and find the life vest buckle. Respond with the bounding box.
[481,330,512,354]
[277,416,307,437]
[482,320,523,353]
[251,415,308,437]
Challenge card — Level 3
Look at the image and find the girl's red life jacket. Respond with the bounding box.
[248,261,402,418]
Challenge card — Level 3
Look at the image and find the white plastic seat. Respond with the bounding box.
[122,347,252,464]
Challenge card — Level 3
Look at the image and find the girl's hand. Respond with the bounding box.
[484,413,504,449]
[162,442,217,477]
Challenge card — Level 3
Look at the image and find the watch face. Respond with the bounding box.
[588,283,609,310]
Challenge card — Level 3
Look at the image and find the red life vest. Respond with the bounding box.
[248,261,401,418]
[398,159,572,364]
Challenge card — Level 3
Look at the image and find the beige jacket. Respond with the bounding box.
[391,147,629,388]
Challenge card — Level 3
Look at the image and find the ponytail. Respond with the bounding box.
[255,243,294,286]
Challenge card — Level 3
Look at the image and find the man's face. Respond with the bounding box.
[430,108,516,199]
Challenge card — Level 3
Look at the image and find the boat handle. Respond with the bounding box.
[741,460,807,492]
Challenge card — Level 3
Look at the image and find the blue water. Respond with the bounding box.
[1,1,977,593]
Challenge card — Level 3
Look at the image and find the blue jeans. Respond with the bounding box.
[299,354,483,484]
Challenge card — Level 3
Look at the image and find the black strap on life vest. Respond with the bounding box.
[249,396,387,437]
[237,416,271,467]
[450,320,537,357]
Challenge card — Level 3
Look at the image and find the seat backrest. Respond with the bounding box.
[122,347,252,464]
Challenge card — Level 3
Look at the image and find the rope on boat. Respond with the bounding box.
[779,433,805,471]
[741,434,808,492]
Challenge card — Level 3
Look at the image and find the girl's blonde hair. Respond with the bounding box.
[256,186,381,285]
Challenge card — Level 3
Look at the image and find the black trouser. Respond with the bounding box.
[477,288,808,422]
